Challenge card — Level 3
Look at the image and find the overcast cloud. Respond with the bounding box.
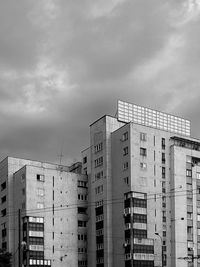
[0,0,200,164]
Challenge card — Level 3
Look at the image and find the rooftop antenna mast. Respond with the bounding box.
[57,143,64,172]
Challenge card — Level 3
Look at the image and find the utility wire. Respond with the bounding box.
[2,186,199,219]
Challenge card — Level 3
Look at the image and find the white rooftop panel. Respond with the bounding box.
[117,100,191,136]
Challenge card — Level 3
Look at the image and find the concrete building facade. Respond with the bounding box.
[83,100,200,267]
[0,157,87,267]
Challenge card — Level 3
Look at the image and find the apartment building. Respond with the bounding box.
[83,100,200,267]
[0,157,87,267]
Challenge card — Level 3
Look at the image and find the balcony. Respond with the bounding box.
[133,238,154,246]
[133,207,147,215]
[29,245,44,251]
[133,223,147,230]
[133,253,154,261]
[29,231,44,237]
[29,259,51,266]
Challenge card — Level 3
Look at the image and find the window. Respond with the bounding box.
[95,171,103,181]
[2,242,7,250]
[133,244,154,254]
[78,207,87,214]
[94,143,103,153]
[122,131,128,141]
[163,231,166,237]
[140,162,147,170]
[133,229,147,239]
[94,157,103,168]
[83,167,87,175]
[162,167,166,178]
[1,182,6,191]
[140,147,147,157]
[96,200,103,207]
[21,173,25,182]
[2,228,6,238]
[124,177,129,185]
[78,181,87,188]
[29,217,44,223]
[37,174,45,182]
[133,214,147,223]
[123,147,129,156]
[96,214,104,222]
[162,153,165,164]
[140,133,147,141]
[133,198,147,208]
[162,138,165,149]
[1,196,6,204]
[1,209,6,217]
[78,220,87,227]
[37,188,44,196]
[83,157,87,164]
[187,226,193,235]
[123,162,129,170]
[37,203,44,209]
[186,169,192,177]
[95,185,103,195]
[29,222,44,232]
[197,173,200,179]
[29,237,44,245]
[22,188,25,195]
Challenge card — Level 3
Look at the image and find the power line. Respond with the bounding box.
[3,186,200,219]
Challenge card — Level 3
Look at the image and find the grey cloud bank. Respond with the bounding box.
[0,0,200,164]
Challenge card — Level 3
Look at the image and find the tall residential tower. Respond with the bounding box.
[83,100,199,267]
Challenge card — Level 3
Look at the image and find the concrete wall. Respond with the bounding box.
[88,116,124,267]
[0,156,85,267]
[111,123,131,267]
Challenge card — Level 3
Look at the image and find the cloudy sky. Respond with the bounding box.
[0,0,200,164]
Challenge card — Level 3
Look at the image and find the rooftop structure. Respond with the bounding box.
[117,100,191,136]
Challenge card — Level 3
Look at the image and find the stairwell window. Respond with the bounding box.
[123,162,129,170]
[122,132,128,141]
[94,142,103,153]
[1,182,6,191]
[123,147,129,156]
[83,157,87,164]
[124,177,129,185]
[1,208,6,217]
[94,157,103,168]
[95,185,103,195]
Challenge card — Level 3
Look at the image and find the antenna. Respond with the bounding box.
[57,143,64,172]
[58,149,64,166]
